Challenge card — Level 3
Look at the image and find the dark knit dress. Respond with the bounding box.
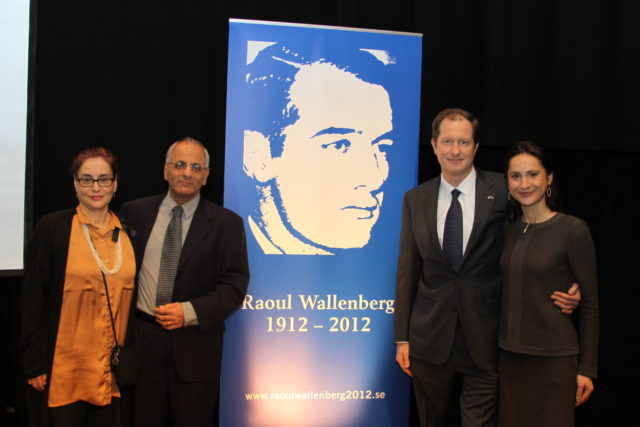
[498,213,599,427]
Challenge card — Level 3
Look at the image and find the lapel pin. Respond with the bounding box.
[487,195,495,200]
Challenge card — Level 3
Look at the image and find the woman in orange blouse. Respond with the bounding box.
[20,147,136,427]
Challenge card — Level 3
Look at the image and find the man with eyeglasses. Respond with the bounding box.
[120,137,249,427]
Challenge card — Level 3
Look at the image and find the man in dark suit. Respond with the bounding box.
[120,137,249,427]
[394,109,578,426]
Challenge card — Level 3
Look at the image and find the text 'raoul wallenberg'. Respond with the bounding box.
[242,294,395,314]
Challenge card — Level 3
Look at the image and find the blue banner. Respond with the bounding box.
[222,19,422,427]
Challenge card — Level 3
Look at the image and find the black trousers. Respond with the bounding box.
[410,325,498,427]
[50,398,123,427]
[135,316,219,427]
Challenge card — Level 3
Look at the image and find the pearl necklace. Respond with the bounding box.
[82,223,122,275]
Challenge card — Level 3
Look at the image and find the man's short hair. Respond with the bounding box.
[165,137,210,168]
[241,42,397,157]
[431,108,480,143]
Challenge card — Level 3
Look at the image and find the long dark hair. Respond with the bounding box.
[505,140,559,219]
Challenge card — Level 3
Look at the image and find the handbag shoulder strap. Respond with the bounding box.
[100,271,119,347]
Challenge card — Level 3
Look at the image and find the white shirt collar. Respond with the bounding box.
[439,167,477,196]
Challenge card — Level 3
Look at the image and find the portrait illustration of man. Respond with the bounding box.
[240,42,398,255]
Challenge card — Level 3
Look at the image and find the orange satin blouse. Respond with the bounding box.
[47,207,136,407]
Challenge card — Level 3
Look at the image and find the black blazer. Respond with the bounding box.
[119,194,250,381]
[394,170,509,371]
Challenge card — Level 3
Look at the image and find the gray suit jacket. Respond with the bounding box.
[394,170,508,371]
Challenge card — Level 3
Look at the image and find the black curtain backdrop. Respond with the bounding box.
[2,0,639,426]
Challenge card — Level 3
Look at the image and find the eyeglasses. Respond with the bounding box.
[76,177,114,187]
[167,160,207,172]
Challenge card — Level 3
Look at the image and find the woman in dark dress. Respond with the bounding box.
[498,141,599,427]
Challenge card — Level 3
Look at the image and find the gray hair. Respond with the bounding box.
[165,137,210,168]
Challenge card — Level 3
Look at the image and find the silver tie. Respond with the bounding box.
[156,205,183,306]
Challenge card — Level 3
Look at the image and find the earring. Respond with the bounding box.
[508,192,512,200]
[546,187,552,197]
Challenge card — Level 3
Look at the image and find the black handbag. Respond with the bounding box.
[110,345,137,388]
[101,271,138,388]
